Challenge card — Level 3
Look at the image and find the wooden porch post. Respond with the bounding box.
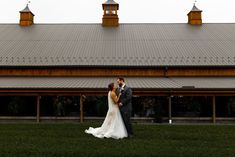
[168,95,172,124]
[36,96,40,123]
[80,95,84,123]
[212,96,216,123]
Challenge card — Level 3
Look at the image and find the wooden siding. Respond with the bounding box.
[0,67,235,77]
[0,89,235,96]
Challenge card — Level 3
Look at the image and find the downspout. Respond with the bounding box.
[164,66,169,78]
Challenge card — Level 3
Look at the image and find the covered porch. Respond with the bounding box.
[0,77,235,123]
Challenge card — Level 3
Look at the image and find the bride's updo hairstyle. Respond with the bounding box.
[108,83,114,91]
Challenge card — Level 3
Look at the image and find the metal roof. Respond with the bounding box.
[0,23,235,67]
[103,0,118,5]
[102,0,119,10]
[0,77,235,89]
[20,4,34,14]
[190,4,202,12]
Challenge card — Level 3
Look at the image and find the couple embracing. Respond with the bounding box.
[85,77,134,139]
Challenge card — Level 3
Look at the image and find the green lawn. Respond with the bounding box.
[0,123,235,157]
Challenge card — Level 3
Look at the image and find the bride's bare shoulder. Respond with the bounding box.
[110,91,116,96]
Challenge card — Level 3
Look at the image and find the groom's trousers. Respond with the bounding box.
[120,108,133,136]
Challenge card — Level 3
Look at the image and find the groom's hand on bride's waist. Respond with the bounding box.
[119,103,123,107]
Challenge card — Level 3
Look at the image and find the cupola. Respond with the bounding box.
[102,0,119,27]
[19,4,34,26]
[187,4,202,25]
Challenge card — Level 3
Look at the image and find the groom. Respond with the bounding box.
[117,77,134,138]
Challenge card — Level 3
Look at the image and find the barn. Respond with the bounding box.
[1,1,235,123]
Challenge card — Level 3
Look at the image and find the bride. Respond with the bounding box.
[85,83,128,139]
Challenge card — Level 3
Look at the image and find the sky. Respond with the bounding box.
[0,0,235,23]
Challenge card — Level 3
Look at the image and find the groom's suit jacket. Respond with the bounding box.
[118,85,132,112]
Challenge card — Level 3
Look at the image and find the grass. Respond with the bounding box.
[0,123,235,157]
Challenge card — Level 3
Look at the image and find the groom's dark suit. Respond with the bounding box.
[118,84,133,137]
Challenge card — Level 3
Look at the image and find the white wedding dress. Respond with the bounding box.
[85,91,128,139]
